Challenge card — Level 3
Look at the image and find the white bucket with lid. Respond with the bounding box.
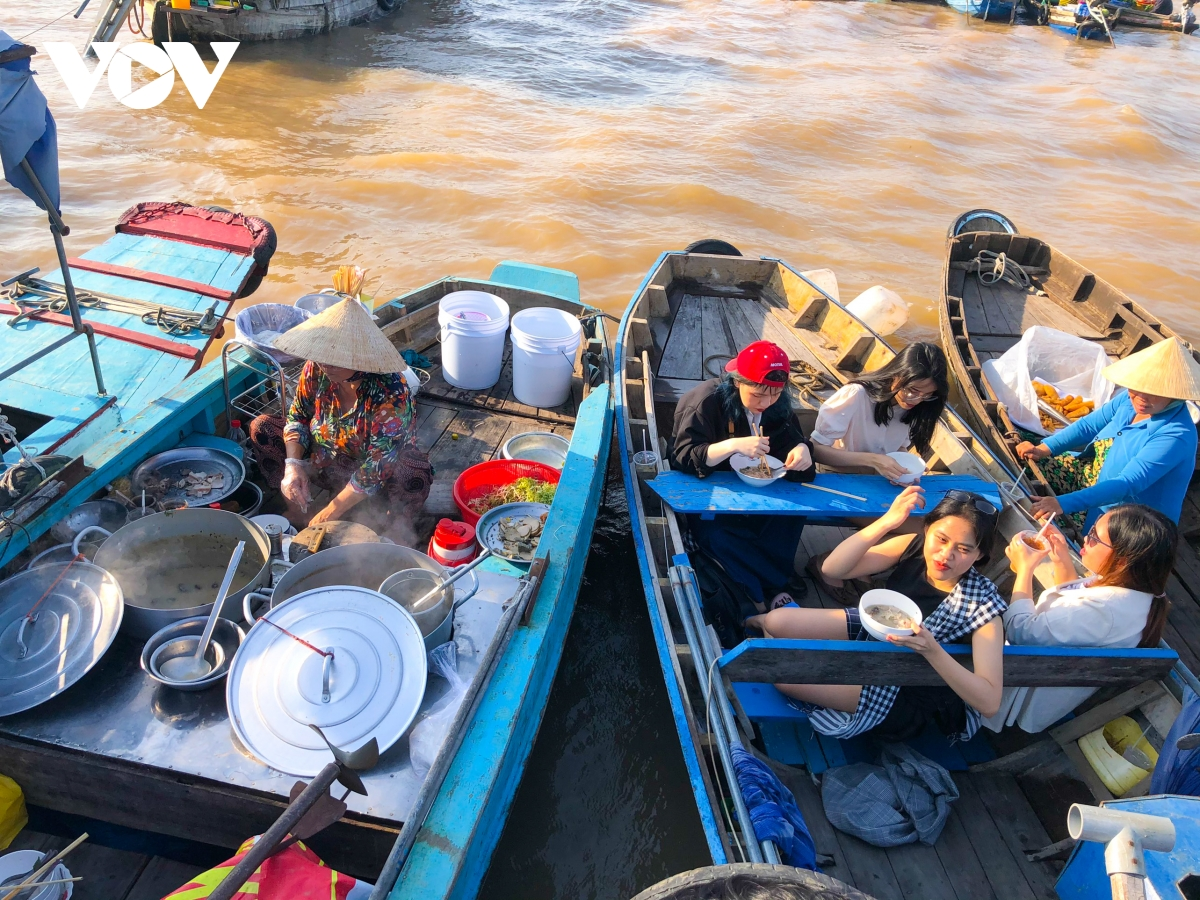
[846,285,909,337]
[510,307,582,409]
[438,291,510,390]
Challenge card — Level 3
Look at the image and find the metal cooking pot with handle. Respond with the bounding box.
[86,508,270,638]
[242,542,447,625]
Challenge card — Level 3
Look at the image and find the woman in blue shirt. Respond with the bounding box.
[1016,337,1200,530]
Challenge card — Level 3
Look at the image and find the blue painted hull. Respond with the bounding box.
[945,0,1019,18]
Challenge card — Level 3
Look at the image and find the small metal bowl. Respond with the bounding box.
[501,431,570,469]
[141,616,246,691]
[49,499,129,544]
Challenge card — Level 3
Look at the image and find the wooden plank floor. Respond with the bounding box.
[6,830,202,900]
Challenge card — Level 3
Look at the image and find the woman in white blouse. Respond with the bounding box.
[985,503,1176,734]
[807,342,949,600]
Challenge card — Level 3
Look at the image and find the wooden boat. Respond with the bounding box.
[939,210,1200,670]
[94,0,394,45]
[944,0,1023,21]
[1040,0,1196,38]
[0,258,613,898]
[615,245,1197,896]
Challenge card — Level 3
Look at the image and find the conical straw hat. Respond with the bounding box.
[273,298,405,374]
[1102,337,1200,402]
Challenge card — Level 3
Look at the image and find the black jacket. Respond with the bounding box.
[670,377,815,483]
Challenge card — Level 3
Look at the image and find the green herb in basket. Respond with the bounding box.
[467,477,557,516]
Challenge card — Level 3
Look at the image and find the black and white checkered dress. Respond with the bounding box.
[806,567,1007,741]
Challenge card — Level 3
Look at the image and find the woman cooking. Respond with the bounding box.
[671,340,816,613]
[249,298,431,537]
[1016,337,1200,532]
[750,486,1007,741]
[807,341,949,601]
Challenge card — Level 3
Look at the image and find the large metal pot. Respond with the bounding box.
[242,542,445,625]
[87,508,270,638]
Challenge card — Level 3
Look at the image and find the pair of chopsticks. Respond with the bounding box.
[1,833,88,900]
[750,423,771,478]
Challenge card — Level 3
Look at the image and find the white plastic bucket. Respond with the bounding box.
[846,285,909,336]
[438,291,510,390]
[510,307,582,409]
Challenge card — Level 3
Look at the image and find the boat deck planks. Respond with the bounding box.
[6,829,202,900]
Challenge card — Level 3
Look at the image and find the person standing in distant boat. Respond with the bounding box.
[1016,338,1200,533]
[671,340,816,616]
[806,342,949,602]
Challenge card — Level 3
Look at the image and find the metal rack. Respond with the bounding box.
[222,340,304,425]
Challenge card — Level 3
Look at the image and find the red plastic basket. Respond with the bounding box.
[452,459,561,526]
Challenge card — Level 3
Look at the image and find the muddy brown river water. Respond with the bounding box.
[4,0,1200,896]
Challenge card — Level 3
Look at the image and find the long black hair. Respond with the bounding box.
[851,342,948,454]
[1093,504,1178,648]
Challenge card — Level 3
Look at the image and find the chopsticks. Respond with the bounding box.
[750,423,770,478]
[801,482,868,503]
[1,833,88,900]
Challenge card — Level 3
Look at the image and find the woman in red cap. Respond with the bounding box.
[671,340,816,616]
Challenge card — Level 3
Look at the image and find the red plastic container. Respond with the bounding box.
[452,459,561,526]
[428,518,478,567]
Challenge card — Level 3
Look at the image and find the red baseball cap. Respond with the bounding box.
[726,341,789,384]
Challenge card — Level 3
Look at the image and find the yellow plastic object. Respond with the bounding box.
[171,0,190,9]
[1078,715,1160,796]
[0,775,28,850]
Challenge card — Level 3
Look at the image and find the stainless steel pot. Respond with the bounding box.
[86,508,270,638]
[242,542,446,625]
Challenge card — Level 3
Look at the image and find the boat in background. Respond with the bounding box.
[87,0,399,46]
[944,0,1024,20]
[1041,0,1196,39]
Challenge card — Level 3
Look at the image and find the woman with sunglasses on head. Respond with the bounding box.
[807,342,950,601]
[748,485,1007,742]
[671,340,816,613]
[986,504,1177,734]
[1016,338,1200,532]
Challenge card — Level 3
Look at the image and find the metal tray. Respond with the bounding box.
[131,447,245,509]
[475,501,550,565]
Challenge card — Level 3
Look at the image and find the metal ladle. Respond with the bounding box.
[159,541,245,682]
[407,547,493,613]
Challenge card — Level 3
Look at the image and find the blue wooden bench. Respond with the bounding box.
[721,640,1178,774]
[646,471,1003,521]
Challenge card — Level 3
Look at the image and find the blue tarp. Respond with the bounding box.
[730,741,819,870]
[1150,686,1200,796]
[0,30,60,212]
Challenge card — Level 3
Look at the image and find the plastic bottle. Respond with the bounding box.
[227,418,249,446]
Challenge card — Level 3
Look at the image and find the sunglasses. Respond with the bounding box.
[897,386,937,402]
[943,490,998,517]
[1084,526,1113,550]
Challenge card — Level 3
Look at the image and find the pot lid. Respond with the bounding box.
[226,586,427,776]
[0,560,124,717]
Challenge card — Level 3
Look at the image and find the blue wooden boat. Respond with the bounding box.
[0,252,613,897]
[614,246,1195,897]
[945,0,1022,20]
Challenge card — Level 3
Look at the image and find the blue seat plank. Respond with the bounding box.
[647,471,1002,520]
[759,721,808,767]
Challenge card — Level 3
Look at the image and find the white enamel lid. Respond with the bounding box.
[226,585,427,776]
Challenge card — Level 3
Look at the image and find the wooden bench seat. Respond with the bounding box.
[719,639,1178,687]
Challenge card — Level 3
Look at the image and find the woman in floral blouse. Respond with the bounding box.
[253,299,431,533]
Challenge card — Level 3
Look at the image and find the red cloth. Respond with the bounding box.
[161,837,362,899]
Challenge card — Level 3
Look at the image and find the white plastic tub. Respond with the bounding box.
[510,307,582,409]
[438,291,510,390]
[846,286,909,336]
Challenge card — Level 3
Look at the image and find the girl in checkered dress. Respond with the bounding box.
[752,486,1007,742]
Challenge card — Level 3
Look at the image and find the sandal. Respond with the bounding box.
[805,553,863,607]
[768,592,795,611]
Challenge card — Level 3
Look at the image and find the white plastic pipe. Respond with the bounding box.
[1068,804,1175,885]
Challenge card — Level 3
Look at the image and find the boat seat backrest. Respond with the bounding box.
[719,639,1177,689]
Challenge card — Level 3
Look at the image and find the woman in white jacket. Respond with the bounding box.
[986,503,1176,733]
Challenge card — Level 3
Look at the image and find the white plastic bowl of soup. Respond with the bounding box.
[729,452,786,488]
[858,589,924,642]
[886,451,926,485]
